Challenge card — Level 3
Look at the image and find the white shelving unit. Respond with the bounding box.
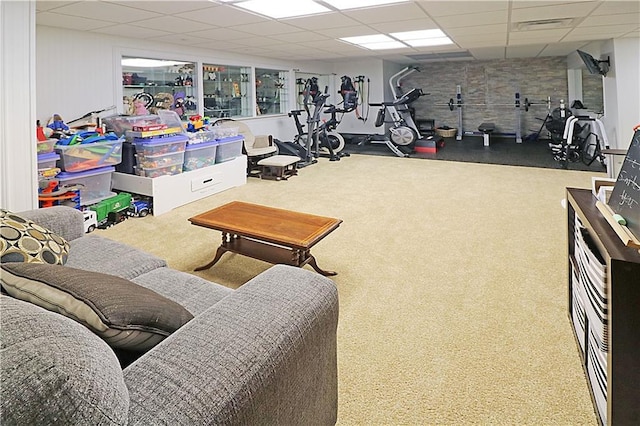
[112,155,247,216]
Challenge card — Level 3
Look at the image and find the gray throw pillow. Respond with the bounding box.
[1,262,193,352]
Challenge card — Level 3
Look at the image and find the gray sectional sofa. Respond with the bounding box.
[1,206,339,425]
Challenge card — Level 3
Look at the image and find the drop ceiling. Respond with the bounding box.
[35,0,640,63]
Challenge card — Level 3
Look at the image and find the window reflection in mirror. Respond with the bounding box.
[121,57,196,119]
[294,72,331,110]
[581,69,604,114]
[255,68,288,115]
[203,64,252,118]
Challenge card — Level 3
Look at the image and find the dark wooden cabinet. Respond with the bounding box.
[567,188,640,425]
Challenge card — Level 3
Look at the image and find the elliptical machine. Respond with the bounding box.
[365,66,426,157]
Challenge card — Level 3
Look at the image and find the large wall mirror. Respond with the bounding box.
[255,68,288,115]
[294,72,332,110]
[122,57,197,119]
[567,67,604,115]
[203,64,252,118]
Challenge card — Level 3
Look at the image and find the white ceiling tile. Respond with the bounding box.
[269,31,332,43]
[468,47,506,59]
[49,1,161,22]
[284,12,361,30]
[580,14,640,27]
[453,34,508,45]
[446,24,508,37]
[539,42,589,56]
[511,0,594,9]
[566,24,639,37]
[151,33,212,46]
[232,37,289,48]
[232,21,302,36]
[417,1,508,17]
[509,29,572,43]
[506,44,546,58]
[343,3,429,24]
[36,1,81,12]
[176,5,267,26]
[36,11,116,31]
[106,1,214,15]
[591,1,640,16]
[315,25,378,39]
[91,24,171,39]
[435,11,508,28]
[186,28,256,41]
[368,19,439,33]
[131,16,215,33]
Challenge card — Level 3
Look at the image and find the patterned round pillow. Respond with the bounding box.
[0,209,69,265]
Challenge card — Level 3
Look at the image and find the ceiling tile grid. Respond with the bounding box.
[34,0,639,62]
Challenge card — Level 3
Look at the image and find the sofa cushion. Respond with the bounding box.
[0,295,129,425]
[133,267,233,316]
[0,262,193,352]
[0,209,70,265]
[65,234,167,280]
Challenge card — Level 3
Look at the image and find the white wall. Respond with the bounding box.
[1,1,37,212]
[35,26,333,142]
[611,37,640,148]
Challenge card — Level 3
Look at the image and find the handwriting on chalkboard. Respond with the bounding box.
[608,129,640,240]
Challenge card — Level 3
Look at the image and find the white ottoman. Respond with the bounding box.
[257,155,299,180]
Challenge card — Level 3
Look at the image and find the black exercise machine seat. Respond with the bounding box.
[478,122,495,147]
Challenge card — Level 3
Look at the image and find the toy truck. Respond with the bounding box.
[129,199,151,217]
[82,210,98,233]
[88,192,132,229]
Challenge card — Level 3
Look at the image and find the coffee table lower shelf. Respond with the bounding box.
[195,233,336,276]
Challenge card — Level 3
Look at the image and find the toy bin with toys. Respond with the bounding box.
[55,166,116,206]
[186,129,218,145]
[215,135,244,163]
[37,138,57,154]
[102,114,163,137]
[132,134,188,157]
[37,152,60,171]
[55,137,124,173]
[135,163,183,178]
[183,140,217,171]
[136,151,185,170]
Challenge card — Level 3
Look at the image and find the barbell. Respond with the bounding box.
[435,97,550,112]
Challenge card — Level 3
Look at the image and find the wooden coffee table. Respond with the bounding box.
[189,201,342,276]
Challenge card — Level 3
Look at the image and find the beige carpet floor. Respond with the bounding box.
[99,154,602,425]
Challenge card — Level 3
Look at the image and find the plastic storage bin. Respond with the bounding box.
[215,135,243,163]
[37,152,60,170]
[186,129,218,145]
[183,140,218,171]
[135,163,183,178]
[136,151,185,169]
[55,166,115,206]
[37,139,57,154]
[102,114,162,136]
[55,139,123,172]
[133,134,188,157]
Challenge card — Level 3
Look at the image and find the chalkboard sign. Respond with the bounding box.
[608,128,640,239]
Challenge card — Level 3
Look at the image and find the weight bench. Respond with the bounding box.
[478,122,495,147]
[257,155,299,181]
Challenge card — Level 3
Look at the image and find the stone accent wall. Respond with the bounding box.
[403,57,568,138]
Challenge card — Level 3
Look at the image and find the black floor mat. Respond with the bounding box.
[342,135,607,172]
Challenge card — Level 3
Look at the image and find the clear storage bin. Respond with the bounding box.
[55,139,123,172]
[55,166,115,206]
[136,151,185,169]
[135,163,183,178]
[133,134,188,157]
[183,141,217,171]
[102,114,162,136]
[215,135,243,163]
[37,152,60,170]
[37,139,56,154]
[186,129,218,145]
